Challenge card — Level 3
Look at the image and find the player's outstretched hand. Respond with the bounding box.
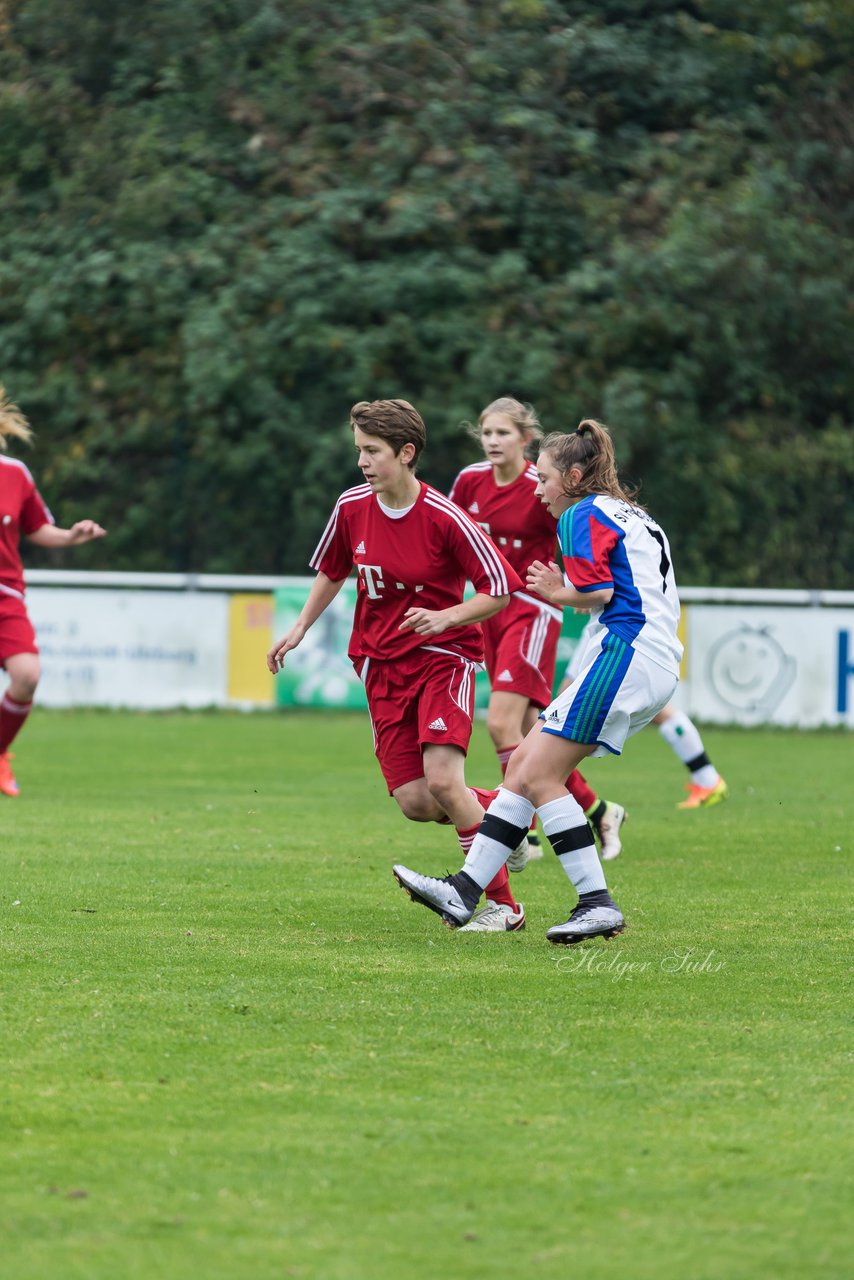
[67,520,107,545]
[267,624,306,673]
[526,559,563,602]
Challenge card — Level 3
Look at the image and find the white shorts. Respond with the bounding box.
[563,615,600,687]
[542,632,677,757]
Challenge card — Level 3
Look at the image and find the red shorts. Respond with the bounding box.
[482,594,561,710]
[0,594,38,666]
[358,649,479,794]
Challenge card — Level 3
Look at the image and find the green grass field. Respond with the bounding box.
[1,710,850,1279]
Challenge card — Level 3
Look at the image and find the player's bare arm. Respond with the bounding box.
[527,560,613,611]
[27,520,108,548]
[399,592,510,637]
[266,571,346,672]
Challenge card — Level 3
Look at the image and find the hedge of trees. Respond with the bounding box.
[1,0,852,584]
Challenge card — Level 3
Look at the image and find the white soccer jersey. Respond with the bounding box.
[557,494,683,676]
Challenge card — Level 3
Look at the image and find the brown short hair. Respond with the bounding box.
[349,399,426,470]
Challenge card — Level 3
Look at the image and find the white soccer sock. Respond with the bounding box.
[462,788,535,889]
[658,711,719,786]
[538,795,606,895]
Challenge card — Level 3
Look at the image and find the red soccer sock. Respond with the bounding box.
[0,694,33,753]
[566,768,597,814]
[484,863,517,910]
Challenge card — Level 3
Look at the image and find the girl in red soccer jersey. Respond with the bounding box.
[448,398,626,885]
[0,388,107,796]
[267,399,527,930]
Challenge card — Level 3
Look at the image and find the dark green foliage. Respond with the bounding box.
[1,0,851,581]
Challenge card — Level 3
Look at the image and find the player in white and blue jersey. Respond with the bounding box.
[394,418,682,944]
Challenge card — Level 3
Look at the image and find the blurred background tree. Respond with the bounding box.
[0,0,851,583]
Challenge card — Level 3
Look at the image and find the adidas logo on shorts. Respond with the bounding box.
[546,708,561,723]
[428,717,448,732]
[497,669,513,682]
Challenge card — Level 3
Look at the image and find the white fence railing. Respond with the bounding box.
[21,572,854,727]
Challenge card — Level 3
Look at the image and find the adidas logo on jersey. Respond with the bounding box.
[468,502,479,514]
[428,717,448,732]
[354,541,366,555]
[497,669,514,682]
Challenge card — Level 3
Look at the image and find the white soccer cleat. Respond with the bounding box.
[506,835,530,873]
[458,900,526,932]
[525,831,545,861]
[392,865,475,927]
[546,899,625,946]
[594,801,627,861]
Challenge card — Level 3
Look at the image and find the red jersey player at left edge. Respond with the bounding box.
[267,398,529,932]
[0,387,107,797]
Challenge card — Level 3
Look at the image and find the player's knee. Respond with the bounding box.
[506,761,542,806]
[424,776,455,812]
[395,792,438,823]
[486,713,511,748]
[517,778,538,804]
[8,666,39,701]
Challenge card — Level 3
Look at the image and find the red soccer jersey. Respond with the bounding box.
[310,481,523,663]
[0,456,53,598]
[448,461,558,578]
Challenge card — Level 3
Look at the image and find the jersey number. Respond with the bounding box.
[646,528,671,592]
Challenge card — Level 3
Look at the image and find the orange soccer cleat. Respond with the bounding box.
[0,751,20,797]
[677,778,728,809]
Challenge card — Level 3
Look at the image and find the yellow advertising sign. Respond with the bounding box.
[227,594,275,705]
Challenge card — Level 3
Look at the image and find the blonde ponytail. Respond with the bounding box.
[0,386,34,451]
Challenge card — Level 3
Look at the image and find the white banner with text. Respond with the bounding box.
[28,588,228,709]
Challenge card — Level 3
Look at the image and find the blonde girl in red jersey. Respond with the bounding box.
[267,399,528,931]
[0,388,106,796]
[449,398,626,878]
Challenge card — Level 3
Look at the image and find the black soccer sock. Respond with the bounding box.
[586,799,607,831]
[450,870,483,911]
[578,888,618,909]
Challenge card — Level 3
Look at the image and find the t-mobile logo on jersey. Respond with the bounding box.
[358,564,385,598]
[358,564,424,599]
